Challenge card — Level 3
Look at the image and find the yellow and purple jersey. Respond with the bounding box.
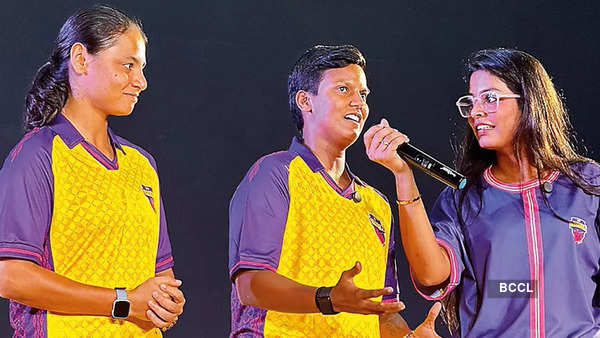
[229,137,399,337]
[413,164,600,337]
[0,114,174,337]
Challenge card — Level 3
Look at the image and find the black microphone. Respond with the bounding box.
[397,143,467,190]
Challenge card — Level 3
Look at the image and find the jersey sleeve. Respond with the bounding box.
[228,154,291,280]
[0,129,53,265]
[382,216,400,303]
[155,195,174,273]
[410,187,466,301]
[142,152,174,273]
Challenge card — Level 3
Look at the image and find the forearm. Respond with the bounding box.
[379,313,411,337]
[235,270,318,313]
[0,259,113,316]
[394,170,451,286]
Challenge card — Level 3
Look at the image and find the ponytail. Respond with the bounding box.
[24,60,69,131]
[22,5,146,131]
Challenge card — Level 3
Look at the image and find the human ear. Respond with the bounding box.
[295,90,312,113]
[69,43,89,75]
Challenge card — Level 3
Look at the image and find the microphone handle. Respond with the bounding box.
[397,143,467,190]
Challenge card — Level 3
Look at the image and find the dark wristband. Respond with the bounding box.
[315,286,339,315]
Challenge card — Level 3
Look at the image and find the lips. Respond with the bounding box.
[344,112,362,124]
[474,121,495,134]
[123,93,139,102]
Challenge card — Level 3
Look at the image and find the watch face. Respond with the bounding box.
[112,300,130,319]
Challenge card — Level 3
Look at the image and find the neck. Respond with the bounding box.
[493,148,541,183]
[303,134,348,185]
[62,97,110,146]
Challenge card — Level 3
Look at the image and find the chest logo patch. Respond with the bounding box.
[368,214,385,246]
[568,216,587,245]
[141,185,156,213]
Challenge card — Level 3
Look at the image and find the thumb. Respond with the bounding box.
[423,302,442,328]
[343,261,362,279]
[380,118,389,127]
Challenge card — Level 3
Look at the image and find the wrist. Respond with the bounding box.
[127,288,143,319]
[392,167,415,183]
[111,287,130,319]
[315,286,339,315]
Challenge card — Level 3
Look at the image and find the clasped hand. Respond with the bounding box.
[129,276,186,330]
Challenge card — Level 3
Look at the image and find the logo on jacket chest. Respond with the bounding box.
[568,216,587,245]
[368,214,385,246]
[141,185,156,213]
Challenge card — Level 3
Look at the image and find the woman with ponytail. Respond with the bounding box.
[0,5,184,337]
[364,48,600,337]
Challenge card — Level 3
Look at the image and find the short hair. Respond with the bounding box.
[287,45,366,141]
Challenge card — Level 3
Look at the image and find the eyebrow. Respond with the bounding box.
[469,87,500,96]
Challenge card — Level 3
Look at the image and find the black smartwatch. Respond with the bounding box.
[315,286,339,315]
[111,287,130,319]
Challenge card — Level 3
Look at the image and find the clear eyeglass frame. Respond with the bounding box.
[455,90,521,118]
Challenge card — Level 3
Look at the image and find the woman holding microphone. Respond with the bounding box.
[364,48,600,337]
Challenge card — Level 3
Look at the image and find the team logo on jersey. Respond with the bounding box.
[368,214,385,246]
[141,185,156,213]
[568,216,587,244]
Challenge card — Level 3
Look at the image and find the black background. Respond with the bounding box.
[1,1,600,337]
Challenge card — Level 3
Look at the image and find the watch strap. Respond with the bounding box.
[315,286,339,315]
[115,287,128,301]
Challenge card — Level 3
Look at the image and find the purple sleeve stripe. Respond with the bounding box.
[229,261,276,276]
[437,238,460,287]
[382,295,400,303]
[0,248,42,264]
[155,256,174,268]
[10,128,40,162]
[409,238,460,301]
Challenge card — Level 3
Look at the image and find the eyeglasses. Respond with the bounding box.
[455,91,521,118]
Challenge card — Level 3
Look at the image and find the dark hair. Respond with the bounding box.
[287,45,366,142]
[442,48,600,333]
[24,5,146,131]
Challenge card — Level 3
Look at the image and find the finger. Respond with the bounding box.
[159,284,186,305]
[164,278,183,287]
[423,302,442,328]
[342,261,362,279]
[360,299,405,315]
[357,286,394,299]
[146,309,169,328]
[368,127,396,156]
[378,133,409,155]
[148,299,178,323]
[374,130,399,153]
[387,133,409,149]
[152,291,182,314]
[154,276,183,288]
[363,124,383,149]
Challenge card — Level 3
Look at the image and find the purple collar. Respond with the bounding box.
[48,113,124,154]
[288,137,365,187]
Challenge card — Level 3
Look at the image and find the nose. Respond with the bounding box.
[350,92,368,117]
[469,100,486,118]
[349,91,366,108]
[132,69,148,92]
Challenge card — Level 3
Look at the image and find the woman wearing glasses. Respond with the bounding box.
[364,48,600,337]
